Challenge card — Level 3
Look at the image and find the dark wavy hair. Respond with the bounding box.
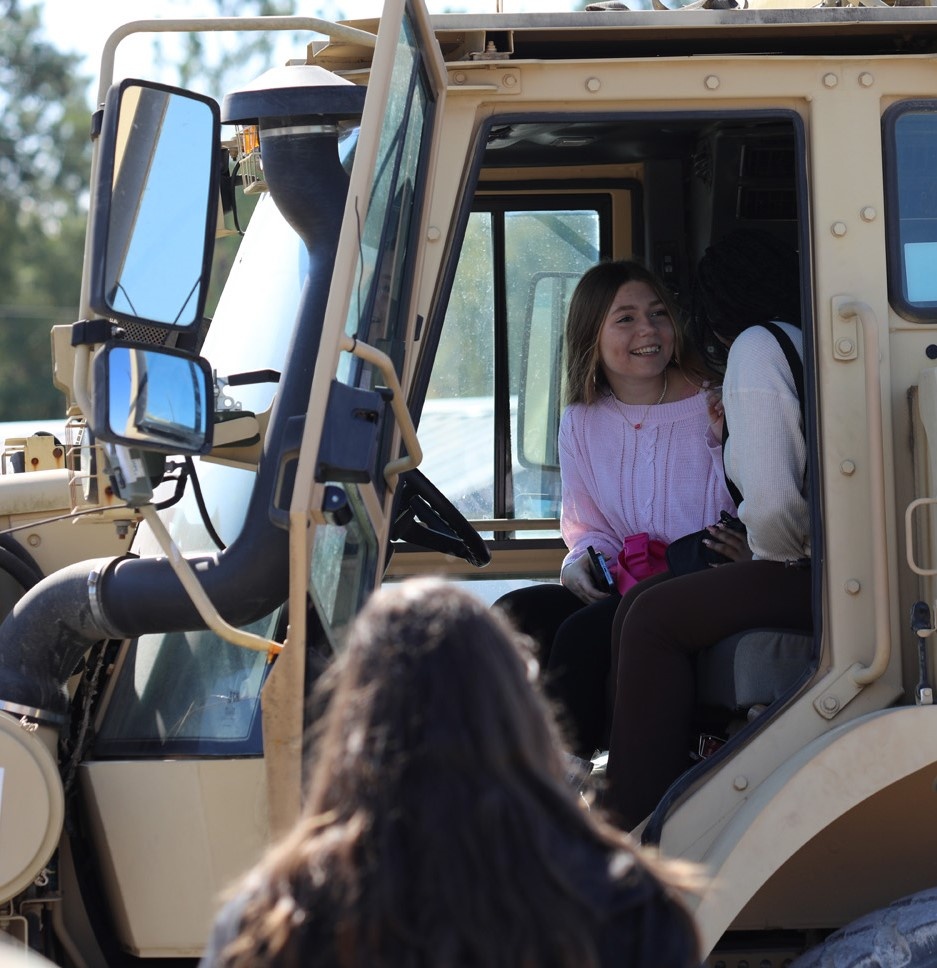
[216,579,700,968]
[565,260,716,405]
[690,229,802,368]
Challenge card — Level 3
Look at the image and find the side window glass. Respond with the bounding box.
[884,102,937,321]
[421,212,495,518]
[516,269,580,515]
[341,15,430,376]
[310,3,437,649]
[507,210,600,520]
[421,199,605,529]
[95,610,280,757]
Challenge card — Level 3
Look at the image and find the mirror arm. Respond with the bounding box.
[137,503,281,656]
[225,369,281,387]
[72,345,94,425]
[70,319,123,422]
[214,369,281,415]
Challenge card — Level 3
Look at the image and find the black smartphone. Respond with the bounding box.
[587,545,616,593]
[720,510,746,533]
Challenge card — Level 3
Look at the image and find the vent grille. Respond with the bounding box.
[740,143,795,179]
[737,187,797,221]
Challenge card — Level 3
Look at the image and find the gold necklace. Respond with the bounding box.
[622,370,668,430]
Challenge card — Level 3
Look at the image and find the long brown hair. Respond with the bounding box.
[216,580,700,968]
[565,260,715,405]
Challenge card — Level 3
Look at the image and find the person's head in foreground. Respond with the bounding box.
[209,579,701,968]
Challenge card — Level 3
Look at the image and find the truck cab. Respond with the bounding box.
[3,0,937,964]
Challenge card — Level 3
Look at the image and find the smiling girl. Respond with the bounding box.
[496,260,734,759]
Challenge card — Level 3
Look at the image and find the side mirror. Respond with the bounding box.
[92,342,215,455]
[517,271,579,470]
[89,79,220,331]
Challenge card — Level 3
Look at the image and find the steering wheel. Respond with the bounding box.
[391,469,491,568]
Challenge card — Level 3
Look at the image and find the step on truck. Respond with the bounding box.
[4,0,937,963]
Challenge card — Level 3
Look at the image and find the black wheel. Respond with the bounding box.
[391,469,491,568]
[790,887,937,966]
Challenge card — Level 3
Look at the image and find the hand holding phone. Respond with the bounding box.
[587,545,616,594]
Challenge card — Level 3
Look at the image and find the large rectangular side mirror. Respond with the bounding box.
[89,79,220,332]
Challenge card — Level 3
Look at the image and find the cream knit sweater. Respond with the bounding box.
[722,322,810,562]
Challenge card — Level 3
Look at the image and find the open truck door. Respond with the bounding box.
[262,0,453,838]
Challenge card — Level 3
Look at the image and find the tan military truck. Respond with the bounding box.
[2,0,937,963]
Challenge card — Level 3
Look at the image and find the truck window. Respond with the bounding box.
[884,101,937,321]
[420,199,609,529]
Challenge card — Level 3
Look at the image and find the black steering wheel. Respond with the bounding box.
[391,469,491,568]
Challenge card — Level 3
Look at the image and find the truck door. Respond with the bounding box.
[294,0,446,644]
[264,0,446,831]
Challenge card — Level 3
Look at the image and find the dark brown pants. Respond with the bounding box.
[605,560,812,829]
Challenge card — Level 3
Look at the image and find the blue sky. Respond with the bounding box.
[39,1,576,104]
[40,1,385,92]
[40,0,578,79]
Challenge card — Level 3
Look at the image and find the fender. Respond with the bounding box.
[689,705,937,952]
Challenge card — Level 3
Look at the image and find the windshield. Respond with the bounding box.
[96,196,307,757]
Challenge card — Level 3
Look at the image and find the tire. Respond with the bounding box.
[789,887,937,967]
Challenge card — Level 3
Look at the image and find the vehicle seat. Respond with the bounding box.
[695,627,815,712]
[589,627,815,777]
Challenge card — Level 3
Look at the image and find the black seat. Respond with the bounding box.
[696,628,814,711]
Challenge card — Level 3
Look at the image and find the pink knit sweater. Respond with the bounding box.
[559,390,735,571]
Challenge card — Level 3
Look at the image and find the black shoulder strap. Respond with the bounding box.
[761,321,806,424]
[722,322,806,508]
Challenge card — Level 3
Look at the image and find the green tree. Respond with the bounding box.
[0,0,91,419]
[0,0,302,421]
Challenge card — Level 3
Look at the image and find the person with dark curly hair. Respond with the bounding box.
[200,579,701,968]
[605,229,812,829]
